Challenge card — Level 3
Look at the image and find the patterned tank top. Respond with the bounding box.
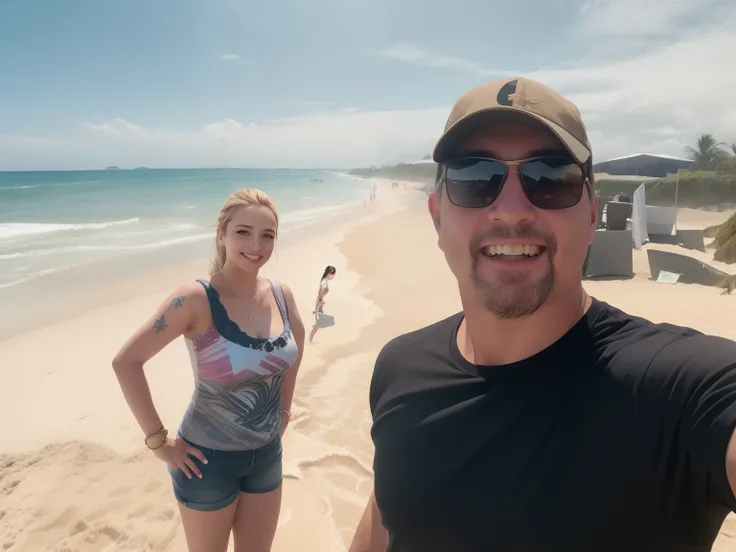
[178,279,299,451]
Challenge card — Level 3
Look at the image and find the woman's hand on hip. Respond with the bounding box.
[153,437,208,479]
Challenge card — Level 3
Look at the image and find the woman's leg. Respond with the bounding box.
[232,486,283,552]
[178,500,238,552]
[309,325,319,343]
[168,438,242,552]
[232,435,284,551]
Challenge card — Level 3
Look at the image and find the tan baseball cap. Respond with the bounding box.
[432,77,592,165]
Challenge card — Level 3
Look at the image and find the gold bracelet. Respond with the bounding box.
[144,427,168,450]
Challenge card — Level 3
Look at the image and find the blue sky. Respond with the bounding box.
[1,0,735,170]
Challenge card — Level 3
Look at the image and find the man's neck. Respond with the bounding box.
[458,286,591,366]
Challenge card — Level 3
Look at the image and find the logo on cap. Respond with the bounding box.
[496,79,541,110]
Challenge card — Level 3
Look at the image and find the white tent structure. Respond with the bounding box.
[630,183,649,249]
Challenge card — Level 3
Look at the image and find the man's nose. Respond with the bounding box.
[485,168,537,226]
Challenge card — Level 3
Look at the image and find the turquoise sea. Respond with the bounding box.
[0,168,373,290]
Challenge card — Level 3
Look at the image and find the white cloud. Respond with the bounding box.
[579,0,724,38]
[374,4,736,165]
[378,42,515,76]
[527,25,736,161]
[218,54,240,61]
[0,107,450,170]
[84,118,148,137]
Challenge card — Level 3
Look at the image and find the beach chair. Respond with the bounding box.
[646,249,730,287]
[605,202,633,232]
[675,229,706,252]
[583,229,634,279]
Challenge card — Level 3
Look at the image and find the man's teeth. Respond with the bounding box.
[483,244,543,257]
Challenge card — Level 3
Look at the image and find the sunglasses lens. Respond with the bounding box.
[521,157,585,209]
[444,158,506,208]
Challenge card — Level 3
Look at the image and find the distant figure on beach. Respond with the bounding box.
[349,78,736,552]
[309,265,336,343]
[112,188,305,552]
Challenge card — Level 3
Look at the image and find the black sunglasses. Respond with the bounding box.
[441,156,588,210]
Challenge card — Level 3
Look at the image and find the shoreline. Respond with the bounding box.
[0,178,424,455]
[0,181,389,341]
[0,178,424,551]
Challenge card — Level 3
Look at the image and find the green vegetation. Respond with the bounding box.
[714,235,736,265]
[704,223,723,238]
[598,134,736,208]
[639,172,734,208]
[712,212,736,264]
[711,211,736,249]
[685,134,732,170]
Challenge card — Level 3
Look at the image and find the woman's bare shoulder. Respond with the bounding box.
[170,280,212,327]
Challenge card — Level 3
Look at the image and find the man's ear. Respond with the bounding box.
[588,191,598,246]
[428,192,441,233]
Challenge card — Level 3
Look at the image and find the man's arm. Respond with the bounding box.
[348,491,388,552]
[641,333,736,511]
[726,432,736,500]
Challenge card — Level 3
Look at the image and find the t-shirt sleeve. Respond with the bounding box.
[369,339,396,421]
[642,333,736,511]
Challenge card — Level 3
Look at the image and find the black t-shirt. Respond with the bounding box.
[369,297,736,552]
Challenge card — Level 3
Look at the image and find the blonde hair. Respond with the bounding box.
[210,188,279,275]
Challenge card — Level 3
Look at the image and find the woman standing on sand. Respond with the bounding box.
[309,265,336,343]
[112,188,305,552]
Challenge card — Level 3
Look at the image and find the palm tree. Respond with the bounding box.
[685,134,727,170]
[720,143,736,174]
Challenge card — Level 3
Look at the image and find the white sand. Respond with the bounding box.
[1,186,735,551]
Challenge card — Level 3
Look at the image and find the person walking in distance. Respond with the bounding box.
[113,188,305,552]
[348,77,736,552]
[309,265,336,343]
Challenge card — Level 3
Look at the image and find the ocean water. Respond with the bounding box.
[0,168,372,290]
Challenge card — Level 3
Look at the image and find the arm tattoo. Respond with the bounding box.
[171,296,186,309]
[153,315,168,333]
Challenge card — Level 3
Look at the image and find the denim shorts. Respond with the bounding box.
[168,434,283,512]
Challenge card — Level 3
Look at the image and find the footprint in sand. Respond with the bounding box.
[108,485,131,498]
[91,525,123,541]
[143,479,164,493]
[1,480,19,496]
[151,508,175,521]
[57,522,124,551]
[70,519,88,536]
[126,504,152,520]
